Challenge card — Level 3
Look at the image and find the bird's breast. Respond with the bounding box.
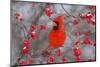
[48,30,66,48]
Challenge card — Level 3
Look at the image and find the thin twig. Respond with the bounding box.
[14,23,26,38]
[61,4,76,18]
[21,22,28,34]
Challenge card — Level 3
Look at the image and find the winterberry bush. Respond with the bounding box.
[11,1,96,66]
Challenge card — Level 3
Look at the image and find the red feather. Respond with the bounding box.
[48,16,66,48]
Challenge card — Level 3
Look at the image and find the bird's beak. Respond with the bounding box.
[52,21,57,27]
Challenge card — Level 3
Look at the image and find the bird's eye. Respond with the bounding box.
[53,21,59,30]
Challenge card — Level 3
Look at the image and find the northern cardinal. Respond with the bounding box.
[48,16,66,48]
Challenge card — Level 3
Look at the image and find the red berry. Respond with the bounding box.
[23,39,30,48]
[19,60,27,65]
[31,25,36,31]
[15,16,18,20]
[91,19,95,25]
[15,12,23,22]
[86,12,93,19]
[76,56,81,62]
[85,30,92,35]
[73,18,79,26]
[87,19,91,24]
[49,56,55,63]
[22,46,29,54]
[74,47,81,56]
[30,31,37,39]
[88,6,95,9]
[40,24,46,30]
[62,56,67,62]
[27,59,33,64]
[84,30,91,35]
[88,58,94,61]
[19,17,23,21]
[79,14,86,19]
[44,7,53,17]
[57,48,61,56]
[74,31,80,36]
[92,41,96,46]
[83,37,91,44]
[15,12,20,17]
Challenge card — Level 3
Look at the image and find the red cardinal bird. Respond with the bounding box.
[48,16,66,48]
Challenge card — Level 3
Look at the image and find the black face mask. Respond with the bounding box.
[53,21,59,30]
